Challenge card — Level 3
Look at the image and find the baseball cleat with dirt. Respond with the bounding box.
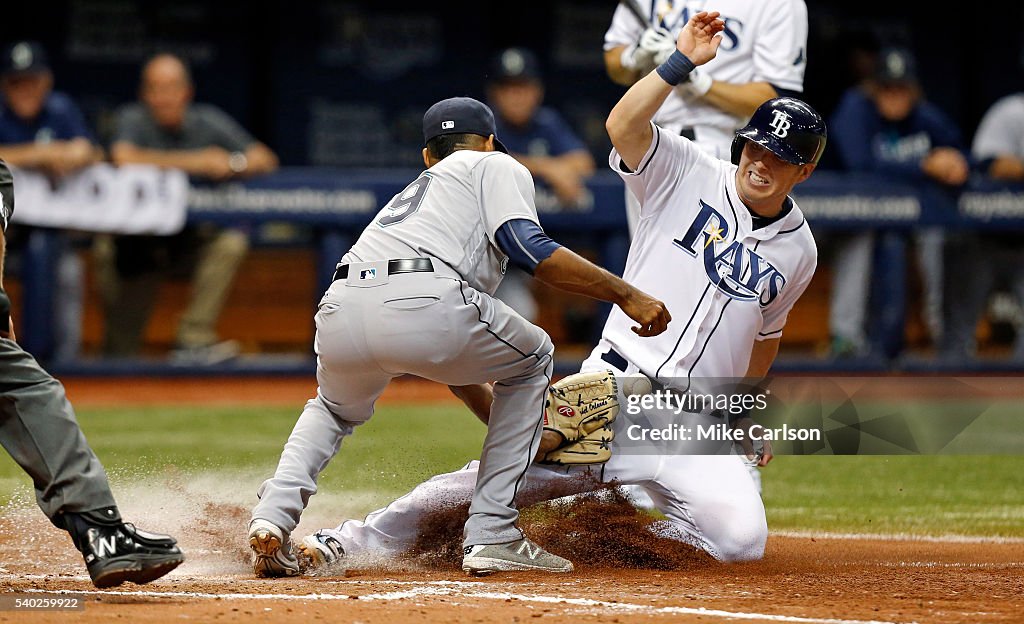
[297,530,346,571]
[462,537,573,575]
[249,519,300,577]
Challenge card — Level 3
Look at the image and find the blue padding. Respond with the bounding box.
[494,218,562,274]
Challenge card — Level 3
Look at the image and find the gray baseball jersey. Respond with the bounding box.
[972,94,1024,159]
[254,148,555,549]
[343,150,540,295]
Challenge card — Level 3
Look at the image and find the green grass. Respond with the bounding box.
[1,403,1021,537]
[762,456,1024,537]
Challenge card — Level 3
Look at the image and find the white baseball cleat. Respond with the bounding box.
[248,519,300,578]
[297,530,346,571]
[462,537,573,575]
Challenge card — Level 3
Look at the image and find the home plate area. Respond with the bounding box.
[1,532,1020,623]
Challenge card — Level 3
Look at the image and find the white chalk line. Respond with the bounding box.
[18,583,914,624]
[772,530,1024,544]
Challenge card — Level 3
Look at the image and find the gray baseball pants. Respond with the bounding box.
[252,260,553,547]
[0,339,117,525]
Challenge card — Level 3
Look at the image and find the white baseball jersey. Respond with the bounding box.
[971,94,1024,159]
[601,123,817,382]
[342,150,539,295]
[605,0,807,157]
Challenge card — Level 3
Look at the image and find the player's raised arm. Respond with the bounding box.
[606,11,724,170]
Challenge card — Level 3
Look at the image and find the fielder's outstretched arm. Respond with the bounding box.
[533,247,670,337]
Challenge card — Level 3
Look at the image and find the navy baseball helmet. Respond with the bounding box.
[730,97,827,166]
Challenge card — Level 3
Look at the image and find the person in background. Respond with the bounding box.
[603,0,808,235]
[486,47,596,322]
[827,47,968,357]
[0,41,103,362]
[940,92,1024,361]
[100,53,278,363]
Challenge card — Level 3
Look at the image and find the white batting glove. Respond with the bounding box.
[639,27,677,66]
[620,41,656,72]
[678,65,713,97]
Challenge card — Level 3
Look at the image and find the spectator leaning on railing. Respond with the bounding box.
[0,41,104,362]
[826,47,969,357]
[486,47,597,323]
[940,92,1024,362]
[98,52,278,363]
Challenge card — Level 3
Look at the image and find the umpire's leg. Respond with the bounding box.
[0,340,117,524]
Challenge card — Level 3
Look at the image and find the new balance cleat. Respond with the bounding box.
[63,507,184,589]
[249,518,300,578]
[297,530,345,571]
[462,537,573,575]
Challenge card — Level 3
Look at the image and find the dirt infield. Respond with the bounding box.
[0,533,1020,623]
[4,376,1017,622]
[61,375,454,407]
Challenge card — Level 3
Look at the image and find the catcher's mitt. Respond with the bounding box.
[539,370,619,465]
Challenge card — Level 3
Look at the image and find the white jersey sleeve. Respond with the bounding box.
[603,4,645,51]
[608,123,720,218]
[752,0,807,92]
[473,153,541,245]
[758,234,817,340]
[971,94,1024,159]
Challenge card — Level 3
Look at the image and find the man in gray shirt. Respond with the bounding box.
[99,53,278,362]
[941,93,1024,361]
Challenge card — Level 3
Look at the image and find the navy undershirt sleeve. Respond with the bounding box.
[494,218,562,275]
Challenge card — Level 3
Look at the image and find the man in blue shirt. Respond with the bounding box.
[826,47,968,357]
[486,48,596,322]
[487,48,595,209]
[0,41,103,361]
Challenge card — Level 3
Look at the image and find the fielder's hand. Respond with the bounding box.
[620,288,671,337]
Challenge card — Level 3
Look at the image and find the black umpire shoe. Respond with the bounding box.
[62,507,185,588]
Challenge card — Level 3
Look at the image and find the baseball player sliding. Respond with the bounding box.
[249,97,671,576]
[296,12,825,569]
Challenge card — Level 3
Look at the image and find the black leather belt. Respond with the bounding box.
[333,258,433,281]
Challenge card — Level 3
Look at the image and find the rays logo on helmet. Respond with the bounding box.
[769,110,791,138]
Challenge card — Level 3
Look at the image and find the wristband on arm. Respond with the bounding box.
[656,50,695,86]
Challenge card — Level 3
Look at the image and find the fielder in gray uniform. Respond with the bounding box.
[249,97,671,576]
[0,160,184,588]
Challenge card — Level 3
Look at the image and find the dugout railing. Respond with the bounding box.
[18,170,1024,375]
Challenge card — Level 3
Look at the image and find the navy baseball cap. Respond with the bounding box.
[874,47,918,85]
[422,97,508,153]
[1,41,50,76]
[490,48,542,83]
